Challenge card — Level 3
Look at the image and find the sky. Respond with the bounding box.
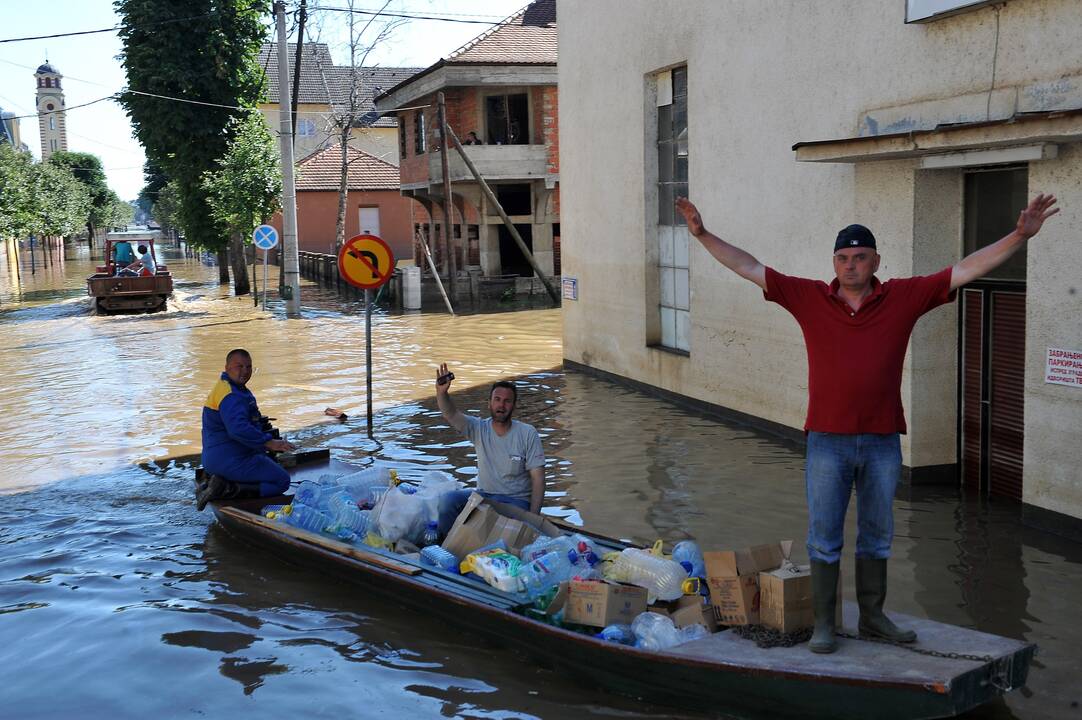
[0,1,530,201]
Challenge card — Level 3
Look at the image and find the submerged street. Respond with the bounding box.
[1,242,1081,719]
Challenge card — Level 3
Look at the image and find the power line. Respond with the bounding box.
[5,95,116,120]
[307,5,503,24]
[0,12,219,45]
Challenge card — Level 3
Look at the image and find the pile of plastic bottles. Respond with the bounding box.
[517,534,603,599]
[604,547,687,603]
[629,613,709,650]
[261,470,390,545]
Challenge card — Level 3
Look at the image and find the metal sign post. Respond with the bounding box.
[337,233,395,439]
[252,225,280,311]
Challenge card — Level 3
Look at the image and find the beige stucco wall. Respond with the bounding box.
[558,1,1082,515]
[259,105,400,167]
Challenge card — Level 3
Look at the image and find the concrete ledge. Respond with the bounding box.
[902,463,958,486]
[563,358,806,449]
[1022,503,1082,545]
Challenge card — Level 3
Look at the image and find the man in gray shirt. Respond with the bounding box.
[435,362,545,513]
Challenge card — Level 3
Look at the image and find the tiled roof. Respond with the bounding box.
[258,43,336,104]
[327,66,423,127]
[259,43,420,126]
[295,144,400,191]
[446,0,556,65]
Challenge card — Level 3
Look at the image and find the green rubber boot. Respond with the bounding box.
[856,558,916,643]
[808,560,840,654]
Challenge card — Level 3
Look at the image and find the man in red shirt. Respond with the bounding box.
[676,193,1058,653]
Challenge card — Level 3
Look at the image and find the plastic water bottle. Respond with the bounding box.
[596,624,635,645]
[672,540,706,578]
[420,545,459,572]
[519,550,576,599]
[421,521,439,547]
[285,504,331,534]
[631,612,682,651]
[607,548,687,603]
[678,624,710,644]
[325,491,368,536]
[293,480,337,509]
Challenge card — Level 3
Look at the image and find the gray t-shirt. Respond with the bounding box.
[462,415,544,501]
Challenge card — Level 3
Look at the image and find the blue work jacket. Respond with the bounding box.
[201,373,272,472]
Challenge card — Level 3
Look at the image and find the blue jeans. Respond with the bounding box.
[805,432,902,564]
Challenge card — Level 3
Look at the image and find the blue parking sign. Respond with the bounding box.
[252,224,279,250]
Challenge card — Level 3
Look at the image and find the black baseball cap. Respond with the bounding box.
[834,224,877,253]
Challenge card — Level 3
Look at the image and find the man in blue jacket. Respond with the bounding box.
[196,348,296,510]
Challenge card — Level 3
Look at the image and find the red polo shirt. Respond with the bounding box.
[764,266,956,435]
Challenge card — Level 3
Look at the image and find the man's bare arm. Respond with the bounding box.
[951,193,1059,291]
[676,197,767,291]
[435,362,468,433]
[528,467,544,515]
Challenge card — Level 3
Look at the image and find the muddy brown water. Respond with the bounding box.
[1,242,1080,719]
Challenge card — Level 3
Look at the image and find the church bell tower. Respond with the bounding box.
[35,61,68,160]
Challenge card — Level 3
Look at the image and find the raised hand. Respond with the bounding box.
[435,362,454,394]
[675,196,705,237]
[1017,193,1059,239]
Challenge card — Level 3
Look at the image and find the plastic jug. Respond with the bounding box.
[606,547,686,603]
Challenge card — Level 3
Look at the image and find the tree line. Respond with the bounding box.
[0,146,133,244]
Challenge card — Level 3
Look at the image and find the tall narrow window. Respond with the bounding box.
[414,110,426,154]
[656,66,690,352]
[398,118,407,159]
[49,116,55,130]
[485,93,529,145]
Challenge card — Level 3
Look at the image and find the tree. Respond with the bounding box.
[202,113,282,295]
[32,161,92,238]
[48,151,113,245]
[152,179,182,236]
[115,0,270,287]
[0,144,36,240]
[1,145,90,241]
[313,0,403,253]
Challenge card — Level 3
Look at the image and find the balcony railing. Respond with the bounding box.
[426,144,549,184]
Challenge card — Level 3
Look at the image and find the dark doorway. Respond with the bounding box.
[485,93,529,145]
[498,224,533,277]
[493,183,532,216]
[958,167,1028,500]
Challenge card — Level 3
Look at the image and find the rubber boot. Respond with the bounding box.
[808,560,840,654]
[195,475,260,511]
[195,475,226,511]
[856,558,916,643]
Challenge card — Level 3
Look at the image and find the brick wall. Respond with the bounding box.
[541,85,559,174]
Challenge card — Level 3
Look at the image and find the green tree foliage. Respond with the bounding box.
[152,179,182,234]
[48,151,114,242]
[0,144,36,239]
[136,160,167,218]
[0,145,90,239]
[202,113,282,296]
[115,0,270,261]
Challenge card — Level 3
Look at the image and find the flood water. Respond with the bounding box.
[1,240,1080,719]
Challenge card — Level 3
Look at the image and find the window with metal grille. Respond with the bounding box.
[414,110,426,154]
[656,66,690,352]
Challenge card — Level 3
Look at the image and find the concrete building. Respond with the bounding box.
[557,0,1082,537]
[0,107,27,151]
[34,62,67,160]
[257,43,420,166]
[269,144,414,261]
[374,0,560,283]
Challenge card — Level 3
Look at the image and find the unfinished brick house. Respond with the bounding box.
[374,0,559,283]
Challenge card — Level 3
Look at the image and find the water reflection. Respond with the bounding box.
[1,240,1081,718]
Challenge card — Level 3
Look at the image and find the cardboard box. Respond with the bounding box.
[759,564,813,633]
[563,580,648,628]
[441,492,561,560]
[759,562,844,633]
[704,541,792,626]
[670,595,718,632]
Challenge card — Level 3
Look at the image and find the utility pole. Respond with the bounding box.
[274,1,302,316]
[437,92,457,298]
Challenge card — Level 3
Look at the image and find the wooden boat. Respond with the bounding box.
[88,234,172,313]
[203,450,1034,719]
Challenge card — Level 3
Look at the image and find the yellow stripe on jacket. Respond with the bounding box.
[204,378,233,411]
